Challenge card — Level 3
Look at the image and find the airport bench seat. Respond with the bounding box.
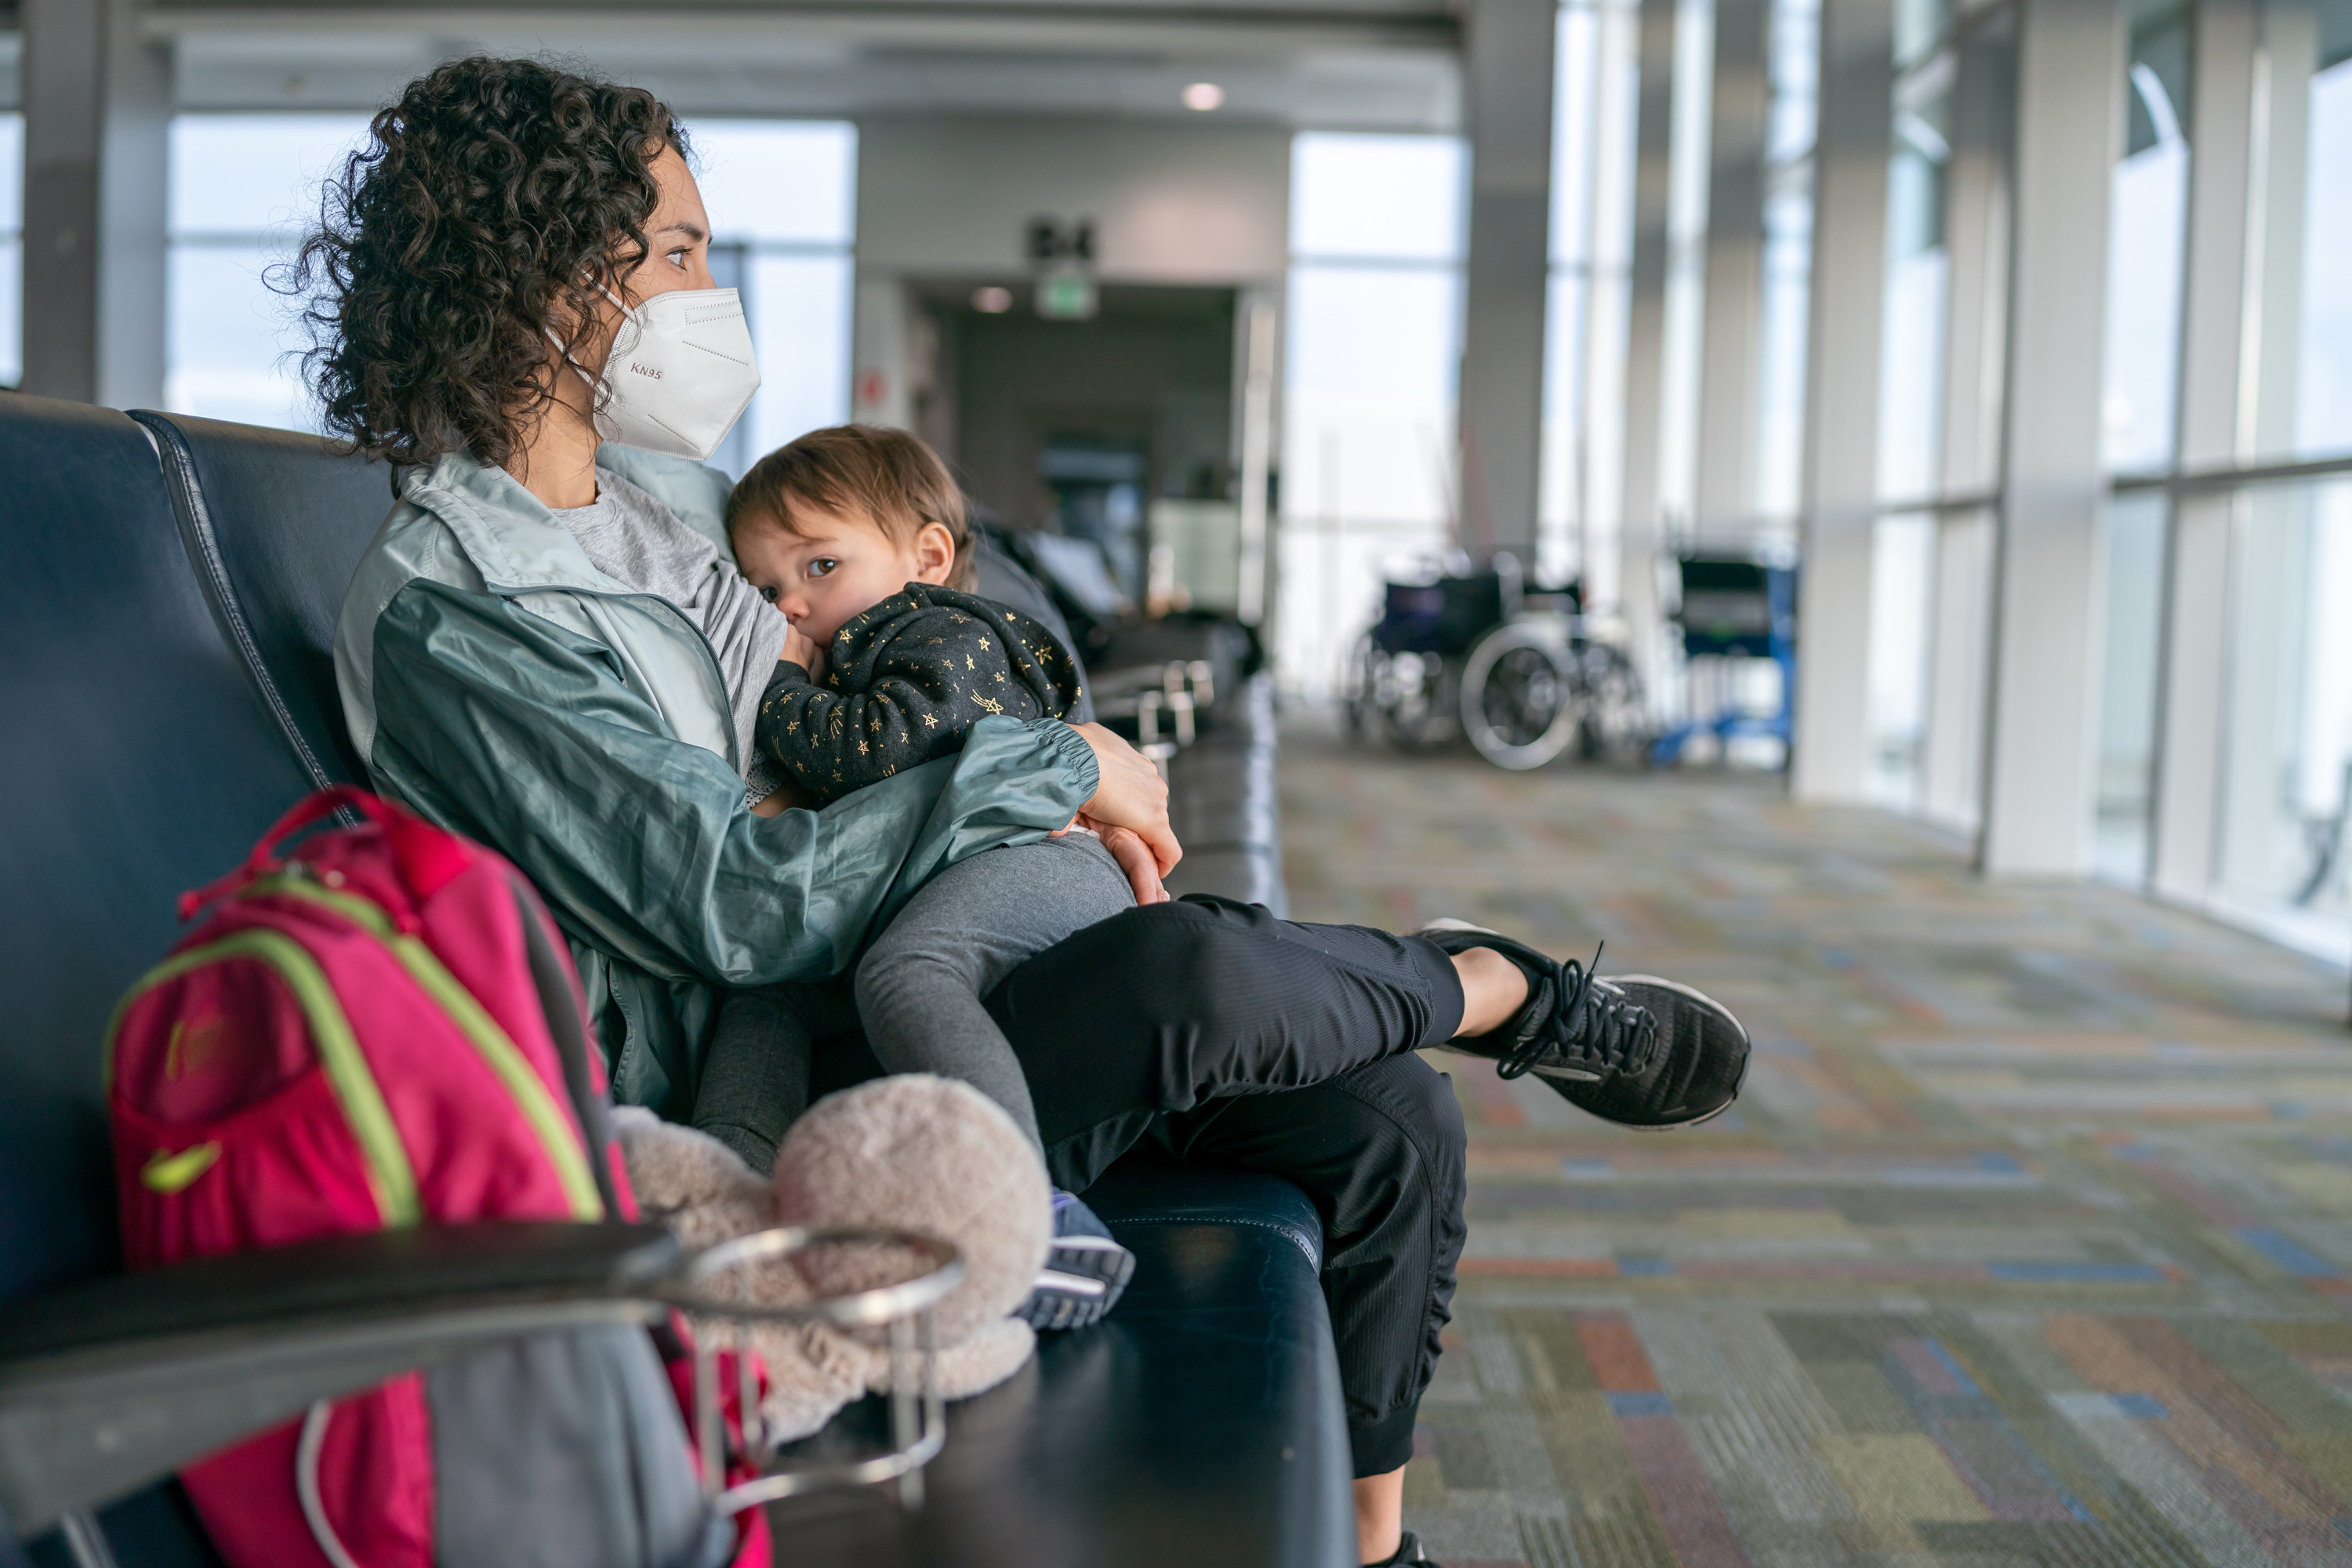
[0,396,1348,1568]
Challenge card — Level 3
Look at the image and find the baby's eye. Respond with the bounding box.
[758,585,778,604]
[808,558,839,579]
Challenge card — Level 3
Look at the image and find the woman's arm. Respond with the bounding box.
[363,578,1101,985]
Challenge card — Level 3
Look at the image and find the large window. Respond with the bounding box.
[1863,510,1936,808]
[0,112,20,388]
[1878,59,1950,503]
[2099,9,2190,475]
[684,122,856,477]
[1276,132,1468,696]
[166,114,372,430]
[2250,0,2352,462]
[2216,478,2352,954]
[162,113,854,462]
[1756,0,1822,527]
[1540,0,1641,600]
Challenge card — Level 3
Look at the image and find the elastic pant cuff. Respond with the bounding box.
[1350,1403,1421,1479]
[1399,935,1468,1047]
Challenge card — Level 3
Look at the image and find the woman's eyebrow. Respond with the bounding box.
[657,220,709,245]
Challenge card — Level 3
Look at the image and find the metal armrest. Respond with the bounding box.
[0,1221,677,1537]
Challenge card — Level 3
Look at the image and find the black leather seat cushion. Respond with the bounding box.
[0,394,316,1306]
[128,412,395,787]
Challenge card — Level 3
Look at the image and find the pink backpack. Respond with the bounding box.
[105,786,769,1568]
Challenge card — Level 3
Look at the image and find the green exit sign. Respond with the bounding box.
[1036,269,1098,321]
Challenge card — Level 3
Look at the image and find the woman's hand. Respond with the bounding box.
[780,624,825,683]
[1068,722,1181,874]
[1070,815,1171,904]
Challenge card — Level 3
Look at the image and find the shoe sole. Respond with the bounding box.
[1606,975,1751,1131]
[1016,1234,1137,1332]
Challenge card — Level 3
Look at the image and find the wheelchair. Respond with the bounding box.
[1345,560,1649,771]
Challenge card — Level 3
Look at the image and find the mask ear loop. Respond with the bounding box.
[543,284,643,416]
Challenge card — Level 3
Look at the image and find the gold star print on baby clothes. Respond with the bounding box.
[920,713,937,727]
[964,652,977,670]
[972,691,1005,714]
[857,740,869,756]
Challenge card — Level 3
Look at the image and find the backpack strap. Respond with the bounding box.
[510,881,623,1219]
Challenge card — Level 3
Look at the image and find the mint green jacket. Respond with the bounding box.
[333,446,1098,1116]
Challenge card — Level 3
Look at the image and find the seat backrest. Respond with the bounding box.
[0,394,316,1303]
[129,411,395,786]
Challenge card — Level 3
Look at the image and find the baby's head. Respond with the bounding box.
[725,424,977,646]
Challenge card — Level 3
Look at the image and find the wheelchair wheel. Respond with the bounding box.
[1342,633,1377,740]
[1459,622,1576,770]
[1382,652,1459,753]
[1573,641,1650,765]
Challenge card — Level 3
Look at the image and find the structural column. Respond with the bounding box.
[1979,0,2125,877]
[1617,0,1681,681]
[1458,0,1559,564]
[1788,0,1893,803]
[1692,0,1773,533]
[20,0,169,408]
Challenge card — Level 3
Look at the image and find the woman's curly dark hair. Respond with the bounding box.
[288,57,689,466]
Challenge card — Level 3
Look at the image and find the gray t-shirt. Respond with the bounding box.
[549,472,787,798]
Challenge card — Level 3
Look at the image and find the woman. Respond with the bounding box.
[310,58,1748,1567]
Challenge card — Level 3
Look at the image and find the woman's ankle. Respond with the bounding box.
[1448,947,1530,1037]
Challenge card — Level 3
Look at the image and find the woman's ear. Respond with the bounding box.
[912,521,959,586]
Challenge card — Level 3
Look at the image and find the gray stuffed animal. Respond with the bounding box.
[613,1074,1051,1442]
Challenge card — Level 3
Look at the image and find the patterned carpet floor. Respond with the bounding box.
[1274,709,2352,1568]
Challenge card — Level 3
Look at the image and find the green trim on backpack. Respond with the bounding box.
[104,931,423,1229]
[251,876,606,1222]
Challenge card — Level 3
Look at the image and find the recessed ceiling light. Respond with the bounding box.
[972,285,1014,314]
[1181,82,1225,112]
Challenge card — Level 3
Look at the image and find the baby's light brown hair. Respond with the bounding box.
[725,423,978,590]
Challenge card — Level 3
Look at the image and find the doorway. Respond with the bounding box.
[913,283,1238,604]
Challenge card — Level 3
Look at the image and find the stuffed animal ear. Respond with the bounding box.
[613,1109,771,1218]
[771,1075,1052,1347]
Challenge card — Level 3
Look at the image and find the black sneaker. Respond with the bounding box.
[1420,921,1750,1130]
[1015,1190,1137,1332]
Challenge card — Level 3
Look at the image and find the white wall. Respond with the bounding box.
[854,115,1290,282]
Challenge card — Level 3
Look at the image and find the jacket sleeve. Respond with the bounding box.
[362,578,1098,987]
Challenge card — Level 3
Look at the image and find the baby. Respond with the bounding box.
[721,423,1151,1330]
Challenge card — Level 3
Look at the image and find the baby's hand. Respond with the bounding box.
[781,624,825,681]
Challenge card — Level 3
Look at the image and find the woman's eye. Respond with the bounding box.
[809,559,838,578]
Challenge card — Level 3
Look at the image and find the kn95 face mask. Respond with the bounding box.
[558,285,760,462]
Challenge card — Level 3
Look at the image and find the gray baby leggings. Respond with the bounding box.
[853,830,1134,1149]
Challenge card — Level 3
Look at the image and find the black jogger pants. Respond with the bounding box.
[983,894,1472,1477]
